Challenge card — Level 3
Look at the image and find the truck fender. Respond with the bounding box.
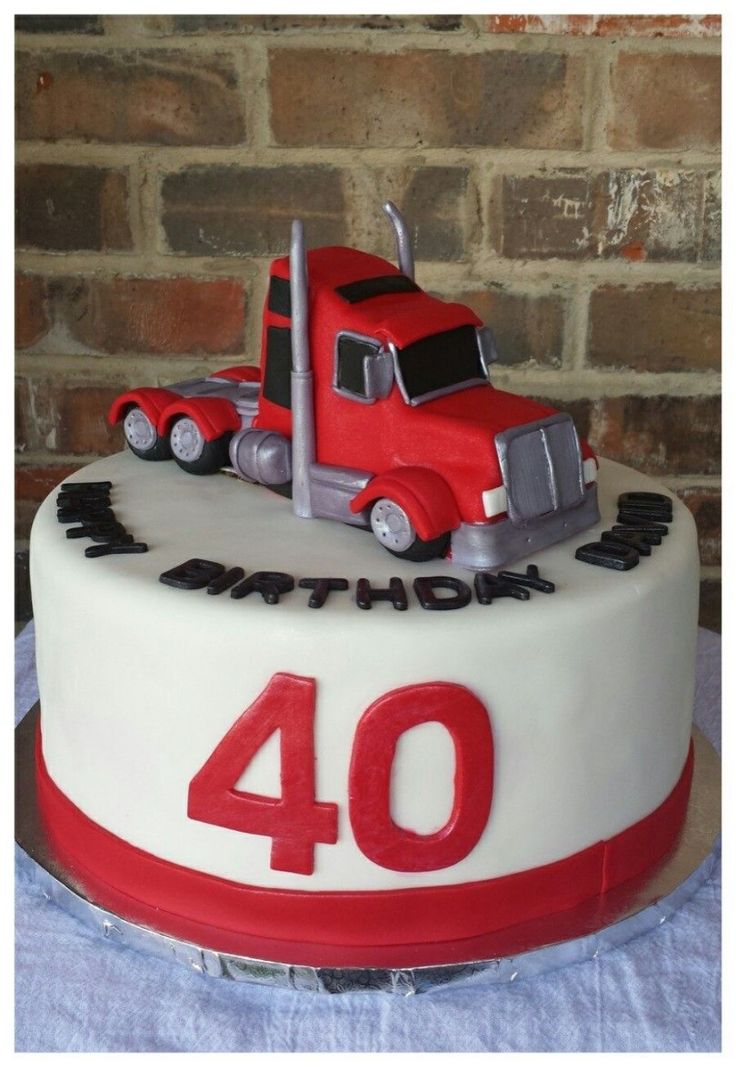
[350,467,462,543]
[157,397,241,442]
[107,387,179,428]
[211,364,261,383]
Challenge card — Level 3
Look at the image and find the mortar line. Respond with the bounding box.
[14,250,722,289]
[238,36,269,151]
[14,139,722,170]
[13,29,723,56]
[664,474,721,490]
[565,285,592,373]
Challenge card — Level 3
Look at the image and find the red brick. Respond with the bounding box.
[169,14,466,33]
[16,502,38,543]
[363,167,470,262]
[486,15,598,35]
[497,173,593,260]
[589,285,720,373]
[456,288,565,366]
[16,50,244,145]
[677,488,721,566]
[497,170,705,261]
[15,14,102,33]
[531,395,719,475]
[162,166,347,255]
[530,396,595,443]
[15,378,33,454]
[56,384,126,455]
[45,276,246,356]
[15,274,49,349]
[485,14,720,37]
[17,377,125,456]
[610,54,721,151]
[269,49,584,149]
[592,395,720,476]
[699,579,721,633]
[15,464,81,538]
[16,164,132,251]
[16,464,81,502]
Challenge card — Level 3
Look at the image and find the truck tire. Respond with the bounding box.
[369,498,450,562]
[123,406,172,461]
[170,416,231,476]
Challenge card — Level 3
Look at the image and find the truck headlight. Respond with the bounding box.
[583,457,598,485]
[482,485,507,519]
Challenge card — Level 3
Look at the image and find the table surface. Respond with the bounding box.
[15,621,721,1053]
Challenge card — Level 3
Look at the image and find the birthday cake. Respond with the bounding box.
[29,206,699,969]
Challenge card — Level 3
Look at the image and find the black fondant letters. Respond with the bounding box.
[617,491,673,525]
[299,578,349,609]
[160,559,225,589]
[207,567,246,595]
[601,529,652,557]
[85,541,149,558]
[474,572,530,605]
[356,577,408,611]
[496,564,555,594]
[230,571,295,604]
[575,541,640,571]
[413,576,472,611]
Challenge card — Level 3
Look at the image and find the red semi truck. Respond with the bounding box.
[108,203,599,568]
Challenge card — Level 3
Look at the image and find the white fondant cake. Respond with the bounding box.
[29,450,699,966]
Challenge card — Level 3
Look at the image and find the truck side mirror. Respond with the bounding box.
[477,326,499,374]
[363,349,394,400]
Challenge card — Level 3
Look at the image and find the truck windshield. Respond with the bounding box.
[395,325,486,404]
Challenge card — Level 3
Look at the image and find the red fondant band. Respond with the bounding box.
[35,727,693,968]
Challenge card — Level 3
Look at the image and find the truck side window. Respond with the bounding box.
[336,334,380,398]
[268,276,291,318]
[263,326,292,409]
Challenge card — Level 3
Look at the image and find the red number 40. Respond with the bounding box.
[188,673,493,876]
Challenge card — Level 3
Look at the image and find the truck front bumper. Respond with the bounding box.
[450,485,600,571]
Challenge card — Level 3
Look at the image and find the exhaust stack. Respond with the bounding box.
[289,219,315,518]
[383,201,415,280]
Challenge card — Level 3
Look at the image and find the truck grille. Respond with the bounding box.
[495,414,585,525]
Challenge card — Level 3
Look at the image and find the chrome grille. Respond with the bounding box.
[495,414,585,525]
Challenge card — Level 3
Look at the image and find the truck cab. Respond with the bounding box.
[109,203,599,569]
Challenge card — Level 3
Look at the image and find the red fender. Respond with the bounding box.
[350,467,461,543]
[212,365,261,383]
[157,397,241,442]
[107,387,179,428]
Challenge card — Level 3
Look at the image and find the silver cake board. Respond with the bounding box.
[15,705,720,996]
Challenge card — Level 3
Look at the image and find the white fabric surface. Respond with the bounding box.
[15,621,721,1052]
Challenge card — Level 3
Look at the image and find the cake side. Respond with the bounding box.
[31,452,699,900]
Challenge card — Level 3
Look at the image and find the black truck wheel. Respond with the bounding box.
[169,417,231,475]
[123,406,172,461]
[369,497,450,562]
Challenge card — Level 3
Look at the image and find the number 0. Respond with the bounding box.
[348,682,494,872]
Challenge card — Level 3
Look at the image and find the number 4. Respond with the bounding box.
[187,673,338,875]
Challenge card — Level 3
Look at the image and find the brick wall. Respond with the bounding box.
[15,14,721,627]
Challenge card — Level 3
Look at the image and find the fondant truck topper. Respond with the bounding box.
[109,203,599,568]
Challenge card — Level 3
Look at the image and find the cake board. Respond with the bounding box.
[15,703,720,996]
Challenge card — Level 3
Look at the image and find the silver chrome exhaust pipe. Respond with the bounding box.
[289,219,315,518]
[383,201,415,280]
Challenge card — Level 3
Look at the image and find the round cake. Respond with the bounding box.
[30,450,699,968]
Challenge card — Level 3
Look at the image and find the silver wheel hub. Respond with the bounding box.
[170,418,205,463]
[123,408,157,452]
[370,498,415,553]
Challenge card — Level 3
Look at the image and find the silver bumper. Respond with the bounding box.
[450,485,600,571]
